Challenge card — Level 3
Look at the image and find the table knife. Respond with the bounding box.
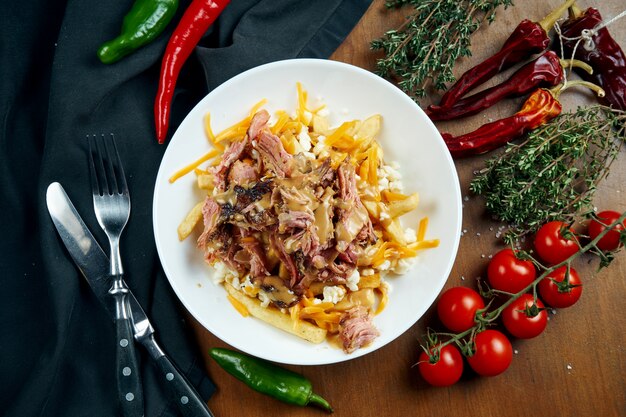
[46,182,215,417]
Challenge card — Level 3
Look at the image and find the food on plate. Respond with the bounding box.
[176,84,439,353]
[210,347,333,412]
[224,283,326,344]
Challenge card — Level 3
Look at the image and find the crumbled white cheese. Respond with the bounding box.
[213,261,239,284]
[302,151,316,160]
[380,211,390,221]
[212,261,229,284]
[229,275,241,290]
[346,269,361,292]
[393,257,416,274]
[383,164,402,181]
[389,180,404,193]
[240,275,256,293]
[297,130,312,151]
[381,278,392,293]
[312,298,323,305]
[317,107,330,117]
[377,260,391,271]
[258,291,271,308]
[302,110,313,125]
[312,135,326,155]
[378,176,390,190]
[322,286,346,304]
[404,228,417,244]
[361,268,375,276]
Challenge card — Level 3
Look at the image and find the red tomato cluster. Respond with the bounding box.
[418,211,624,387]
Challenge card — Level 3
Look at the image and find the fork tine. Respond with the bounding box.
[95,134,111,196]
[100,133,120,195]
[88,134,103,197]
[108,133,128,196]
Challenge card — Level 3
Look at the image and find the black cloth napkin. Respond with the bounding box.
[0,0,371,415]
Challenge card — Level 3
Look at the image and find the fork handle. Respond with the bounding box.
[112,282,144,417]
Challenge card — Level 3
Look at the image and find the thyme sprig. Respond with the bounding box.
[470,105,625,244]
[371,0,513,101]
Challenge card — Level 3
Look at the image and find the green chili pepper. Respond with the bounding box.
[97,0,179,64]
[209,348,333,413]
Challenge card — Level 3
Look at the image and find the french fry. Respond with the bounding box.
[387,192,419,218]
[358,273,381,289]
[356,114,382,139]
[362,200,381,219]
[383,218,407,245]
[177,201,204,241]
[312,114,330,135]
[197,174,213,190]
[333,288,375,311]
[225,283,327,344]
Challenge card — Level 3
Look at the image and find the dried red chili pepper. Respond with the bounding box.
[558,5,626,111]
[442,82,605,158]
[155,0,231,144]
[427,51,592,121]
[435,0,576,110]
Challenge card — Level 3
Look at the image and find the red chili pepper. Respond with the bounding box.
[155,0,231,144]
[558,6,626,111]
[427,51,592,121]
[442,81,605,158]
[435,0,576,110]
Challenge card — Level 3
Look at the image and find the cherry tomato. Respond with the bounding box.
[534,221,579,264]
[487,248,536,293]
[467,330,513,377]
[501,294,547,339]
[538,265,582,308]
[588,210,625,252]
[437,287,485,333]
[417,344,464,387]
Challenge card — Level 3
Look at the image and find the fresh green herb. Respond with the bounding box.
[371,0,514,101]
[470,105,625,243]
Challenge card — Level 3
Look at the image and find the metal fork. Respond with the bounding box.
[88,133,144,417]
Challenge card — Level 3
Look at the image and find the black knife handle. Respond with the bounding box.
[115,314,144,417]
[155,354,214,417]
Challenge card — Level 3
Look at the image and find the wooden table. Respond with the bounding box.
[192,1,626,415]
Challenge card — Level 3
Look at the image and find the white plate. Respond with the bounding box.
[153,59,462,365]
